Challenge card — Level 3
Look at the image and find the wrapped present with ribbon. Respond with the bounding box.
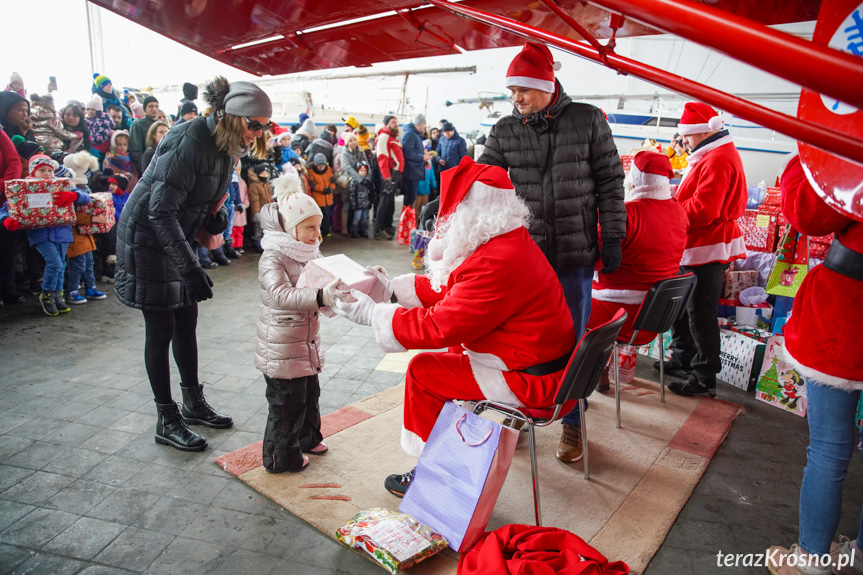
[297,254,390,316]
[723,270,758,300]
[76,192,115,235]
[766,225,809,297]
[727,324,773,343]
[4,178,76,230]
[739,208,780,253]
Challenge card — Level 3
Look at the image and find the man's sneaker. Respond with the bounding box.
[67,291,88,305]
[385,227,396,236]
[556,423,583,463]
[669,375,716,397]
[831,536,863,574]
[84,288,107,300]
[653,358,692,376]
[384,467,416,498]
[53,291,71,313]
[766,544,832,575]
[39,291,58,316]
[375,230,393,241]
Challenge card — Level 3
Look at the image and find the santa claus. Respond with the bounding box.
[336,156,576,497]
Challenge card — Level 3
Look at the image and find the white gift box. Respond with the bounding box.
[297,254,390,307]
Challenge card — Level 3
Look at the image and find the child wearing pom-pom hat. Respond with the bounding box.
[253,172,348,473]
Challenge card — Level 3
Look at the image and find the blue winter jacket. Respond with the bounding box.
[401,123,425,181]
[438,130,468,170]
[416,165,436,197]
[0,188,91,246]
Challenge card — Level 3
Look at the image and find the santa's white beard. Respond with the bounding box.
[425,193,531,291]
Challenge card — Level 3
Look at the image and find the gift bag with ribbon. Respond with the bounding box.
[399,401,519,553]
[766,225,809,297]
[396,206,416,246]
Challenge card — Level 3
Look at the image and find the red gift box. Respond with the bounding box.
[809,233,834,260]
[763,186,781,207]
[76,192,115,235]
[620,155,634,173]
[739,207,779,253]
[4,178,76,230]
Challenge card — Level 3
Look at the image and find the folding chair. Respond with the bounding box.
[472,308,627,526]
[613,274,697,428]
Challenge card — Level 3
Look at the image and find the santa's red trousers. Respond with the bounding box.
[587,299,656,346]
[403,350,561,454]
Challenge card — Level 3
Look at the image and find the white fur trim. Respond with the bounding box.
[401,427,426,458]
[467,180,516,206]
[592,288,647,305]
[678,115,724,136]
[627,185,673,201]
[392,274,422,309]
[505,76,555,93]
[780,343,863,391]
[464,348,509,371]
[680,236,747,266]
[371,303,407,353]
[685,135,734,166]
[468,356,522,407]
[552,61,562,71]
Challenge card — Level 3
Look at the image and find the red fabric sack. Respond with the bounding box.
[457,524,630,575]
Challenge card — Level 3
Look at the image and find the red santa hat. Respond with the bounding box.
[627,151,674,201]
[677,102,724,136]
[438,157,515,222]
[505,42,561,94]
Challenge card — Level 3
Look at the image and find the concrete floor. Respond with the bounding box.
[0,227,861,575]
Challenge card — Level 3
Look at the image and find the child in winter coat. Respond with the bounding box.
[85,97,113,161]
[29,94,80,154]
[103,131,139,194]
[350,161,372,238]
[254,172,346,473]
[230,161,249,253]
[414,145,436,228]
[246,164,274,253]
[307,153,334,236]
[0,154,90,316]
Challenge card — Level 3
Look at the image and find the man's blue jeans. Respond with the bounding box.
[35,241,70,292]
[799,377,863,556]
[557,265,594,426]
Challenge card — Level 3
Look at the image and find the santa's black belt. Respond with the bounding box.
[520,348,575,376]
[824,239,863,282]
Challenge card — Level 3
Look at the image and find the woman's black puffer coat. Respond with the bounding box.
[114,115,233,311]
[478,82,626,272]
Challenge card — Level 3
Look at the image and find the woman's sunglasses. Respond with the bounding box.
[244,117,273,132]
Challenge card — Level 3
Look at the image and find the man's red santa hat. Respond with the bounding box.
[505,42,561,94]
[677,102,724,136]
[628,150,674,201]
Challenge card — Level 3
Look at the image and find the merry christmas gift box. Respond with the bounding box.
[718,328,767,391]
[723,270,759,300]
[739,208,780,253]
[297,254,390,312]
[727,325,773,343]
[4,178,76,230]
[755,336,807,417]
[76,192,115,235]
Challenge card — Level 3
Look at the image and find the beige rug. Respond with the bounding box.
[215,360,740,574]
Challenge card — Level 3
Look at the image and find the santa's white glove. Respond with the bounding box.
[365,265,393,301]
[321,277,349,308]
[334,289,376,326]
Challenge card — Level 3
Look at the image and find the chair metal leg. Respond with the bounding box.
[659,337,666,403]
[579,399,589,481]
[528,424,541,526]
[613,342,621,429]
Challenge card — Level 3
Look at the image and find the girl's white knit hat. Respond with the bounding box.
[272,173,322,237]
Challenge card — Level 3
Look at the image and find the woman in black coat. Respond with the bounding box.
[115,76,273,451]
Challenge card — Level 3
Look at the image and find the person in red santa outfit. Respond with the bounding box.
[662,102,747,397]
[335,156,576,497]
[589,151,689,393]
[766,156,863,575]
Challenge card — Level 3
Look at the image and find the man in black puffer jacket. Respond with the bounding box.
[478,42,626,465]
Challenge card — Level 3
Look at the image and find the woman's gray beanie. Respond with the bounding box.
[224,81,272,118]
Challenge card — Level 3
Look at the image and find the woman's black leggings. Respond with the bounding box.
[142,304,199,404]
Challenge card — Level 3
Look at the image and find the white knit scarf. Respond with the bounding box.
[260,229,322,263]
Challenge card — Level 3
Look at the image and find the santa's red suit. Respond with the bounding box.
[676,133,747,266]
[780,156,863,388]
[372,158,576,457]
[589,152,689,344]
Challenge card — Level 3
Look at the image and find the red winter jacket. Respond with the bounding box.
[676,134,747,266]
[0,130,21,204]
[781,155,863,389]
[375,127,404,180]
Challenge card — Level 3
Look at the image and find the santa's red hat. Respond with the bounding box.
[438,157,515,222]
[628,151,674,200]
[505,42,561,94]
[677,102,724,135]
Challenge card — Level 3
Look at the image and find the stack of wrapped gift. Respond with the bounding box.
[76,192,115,234]
[4,179,76,229]
[723,270,758,300]
[739,209,780,252]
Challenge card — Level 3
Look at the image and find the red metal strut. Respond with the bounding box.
[426,0,863,166]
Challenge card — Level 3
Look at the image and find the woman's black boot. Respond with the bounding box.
[181,384,233,428]
[155,402,207,451]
